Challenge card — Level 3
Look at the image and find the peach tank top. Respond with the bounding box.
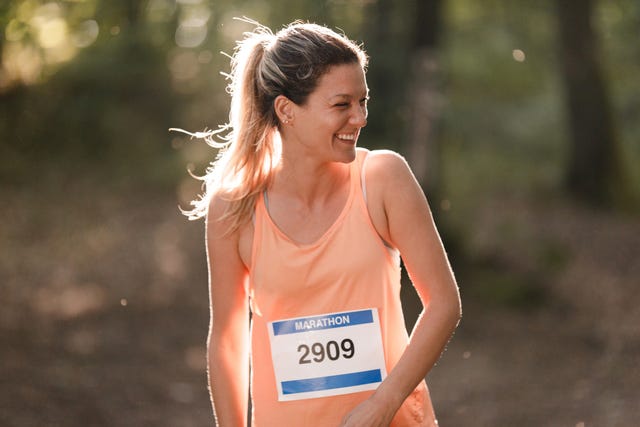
[248,149,436,426]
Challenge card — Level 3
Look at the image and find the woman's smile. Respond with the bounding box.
[335,131,359,144]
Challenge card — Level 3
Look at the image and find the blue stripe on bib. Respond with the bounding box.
[271,309,374,336]
[281,369,382,394]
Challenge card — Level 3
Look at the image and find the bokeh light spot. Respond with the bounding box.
[72,20,99,48]
[175,21,208,48]
[38,17,68,48]
[512,49,526,62]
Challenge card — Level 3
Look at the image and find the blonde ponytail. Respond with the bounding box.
[181,25,279,232]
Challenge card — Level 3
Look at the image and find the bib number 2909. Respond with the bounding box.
[268,309,387,401]
[297,338,354,364]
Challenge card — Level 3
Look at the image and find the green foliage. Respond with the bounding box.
[438,0,640,218]
[0,34,180,187]
[0,0,638,197]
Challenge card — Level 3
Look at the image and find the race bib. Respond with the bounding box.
[267,308,387,401]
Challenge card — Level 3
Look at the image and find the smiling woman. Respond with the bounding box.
[185,19,461,427]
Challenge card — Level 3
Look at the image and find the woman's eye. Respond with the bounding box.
[334,103,349,108]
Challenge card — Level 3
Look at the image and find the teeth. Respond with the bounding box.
[336,133,356,140]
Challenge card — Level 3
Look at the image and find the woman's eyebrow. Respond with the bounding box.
[328,91,369,100]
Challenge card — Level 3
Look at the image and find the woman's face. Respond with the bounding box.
[286,62,369,164]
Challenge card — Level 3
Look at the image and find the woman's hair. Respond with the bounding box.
[180,19,368,232]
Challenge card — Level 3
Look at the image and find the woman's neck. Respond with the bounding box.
[271,150,350,208]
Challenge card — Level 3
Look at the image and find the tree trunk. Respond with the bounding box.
[556,0,625,206]
[362,0,400,150]
[405,0,445,200]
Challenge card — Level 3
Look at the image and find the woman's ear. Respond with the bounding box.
[274,95,294,125]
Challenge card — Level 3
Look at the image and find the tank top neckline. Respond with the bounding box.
[258,160,358,249]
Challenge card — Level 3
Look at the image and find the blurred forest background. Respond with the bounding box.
[1,0,639,426]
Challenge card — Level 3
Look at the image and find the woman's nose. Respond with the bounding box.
[350,105,367,127]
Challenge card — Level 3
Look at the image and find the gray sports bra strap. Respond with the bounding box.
[361,152,369,203]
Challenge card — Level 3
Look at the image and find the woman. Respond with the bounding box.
[186,20,461,427]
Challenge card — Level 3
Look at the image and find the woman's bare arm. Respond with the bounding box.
[205,196,251,426]
[341,151,461,426]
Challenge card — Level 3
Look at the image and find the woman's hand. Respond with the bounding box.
[339,395,396,427]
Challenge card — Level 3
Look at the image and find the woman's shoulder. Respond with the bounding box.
[356,148,414,245]
[206,192,253,256]
[206,191,230,219]
[358,148,412,182]
[205,192,242,236]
